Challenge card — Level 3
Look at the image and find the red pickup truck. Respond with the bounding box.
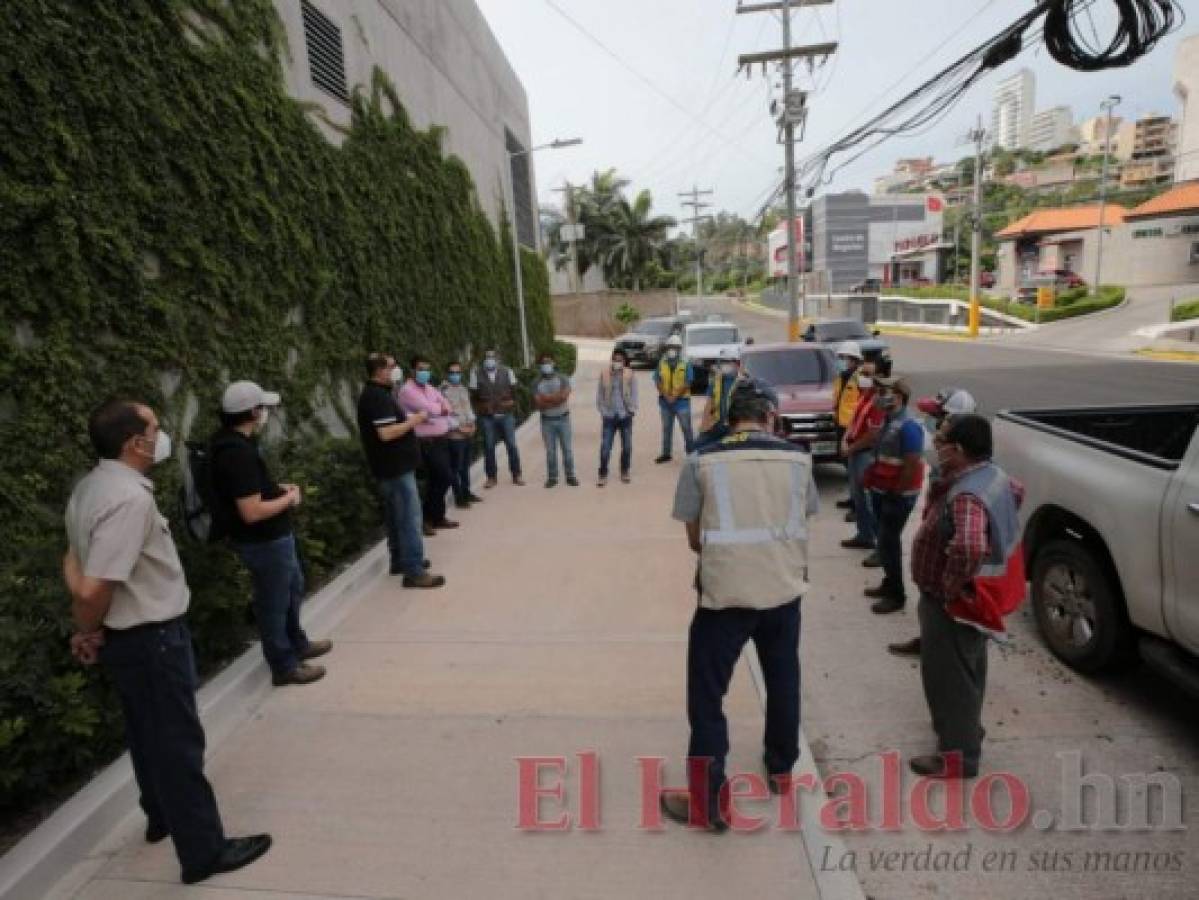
[740,343,841,461]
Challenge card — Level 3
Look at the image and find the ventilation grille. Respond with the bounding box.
[302,1,348,104]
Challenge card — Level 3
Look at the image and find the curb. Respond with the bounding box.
[0,414,544,900]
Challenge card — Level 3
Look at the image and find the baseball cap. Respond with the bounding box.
[874,375,912,398]
[221,380,282,414]
[917,387,977,417]
[836,341,863,360]
[729,376,780,412]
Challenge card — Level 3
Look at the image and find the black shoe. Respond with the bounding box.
[466,493,484,503]
[423,559,431,569]
[871,596,906,615]
[909,753,978,779]
[182,834,272,885]
[654,454,672,464]
[566,476,580,487]
[862,552,882,568]
[844,510,857,523]
[422,523,436,537]
[863,583,897,600]
[455,499,471,509]
[146,821,169,844]
[836,498,853,510]
[840,537,873,550]
[433,519,459,530]
[545,478,558,488]
[888,637,922,657]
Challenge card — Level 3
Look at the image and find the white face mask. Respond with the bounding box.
[720,364,737,377]
[666,350,680,360]
[484,358,498,371]
[258,408,271,428]
[138,429,171,465]
[389,366,404,385]
[857,375,873,389]
[611,361,624,371]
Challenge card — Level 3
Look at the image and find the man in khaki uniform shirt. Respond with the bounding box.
[63,399,270,884]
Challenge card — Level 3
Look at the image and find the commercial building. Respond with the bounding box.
[990,68,1035,151]
[1078,113,1126,157]
[805,192,947,291]
[994,206,1126,294]
[1174,34,1199,183]
[275,0,538,248]
[1028,106,1077,152]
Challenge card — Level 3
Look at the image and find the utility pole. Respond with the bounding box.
[966,117,987,338]
[552,181,583,294]
[679,185,714,306]
[1094,95,1121,296]
[737,0,837,341]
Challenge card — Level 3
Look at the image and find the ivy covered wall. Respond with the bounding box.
[0,0,553,816]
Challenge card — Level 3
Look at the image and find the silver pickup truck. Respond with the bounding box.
[994,405,1199,693]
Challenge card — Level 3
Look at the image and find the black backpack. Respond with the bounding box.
[180,438,233,544]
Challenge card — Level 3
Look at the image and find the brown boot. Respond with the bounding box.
[403,573,446,589]
[300,639,333,661]
[484,478,497,489]
[272,663,326,687]
[658,791,727,833]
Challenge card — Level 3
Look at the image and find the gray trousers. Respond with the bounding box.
[918,593,987,770]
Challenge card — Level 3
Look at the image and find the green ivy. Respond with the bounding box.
[0,0,556,818]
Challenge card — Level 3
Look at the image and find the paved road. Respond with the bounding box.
[696,297,1199,413]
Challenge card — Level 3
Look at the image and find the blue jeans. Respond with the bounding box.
[481,413,521,479]
[540,414,575,480]
[599,415,633,477]
[379,471,425,577]
[687,599,801,824]
[235,534,310,676]
[448,436,473,503]
[659,401,694,456]
[870,492,919,601]
[847,451,876,545]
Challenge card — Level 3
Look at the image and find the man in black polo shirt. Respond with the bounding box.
[212,381,332,686]
[357,353,446,589]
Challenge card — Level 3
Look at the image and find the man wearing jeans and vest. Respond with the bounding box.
[469,347,524,488]
[863,375,925,615]
[911,414,1025,778]
[662,379,818,831]
[653,335,694,463]
[64,399,271,884]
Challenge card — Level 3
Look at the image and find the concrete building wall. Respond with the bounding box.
[1175,34,1199,183]
[273,0,537,245]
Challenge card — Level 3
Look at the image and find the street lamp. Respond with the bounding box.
[507,137,583,367]
[1094,95,1121,295]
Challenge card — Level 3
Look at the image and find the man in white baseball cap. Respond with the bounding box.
[210,380,332,686]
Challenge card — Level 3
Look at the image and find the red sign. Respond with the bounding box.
[927,196,944,213]
[893,233,941,253]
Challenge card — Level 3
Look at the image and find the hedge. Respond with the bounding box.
[1172,299,1199,322]
[0,0,558,823]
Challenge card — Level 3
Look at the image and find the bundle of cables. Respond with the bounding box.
[1044,0,1184,71]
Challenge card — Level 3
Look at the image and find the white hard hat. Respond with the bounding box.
[718,347,741,361]
[836,341,863,360]
[666,335,683,348]
[917,387,977,417]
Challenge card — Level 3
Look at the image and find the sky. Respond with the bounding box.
[473,0,1193,231]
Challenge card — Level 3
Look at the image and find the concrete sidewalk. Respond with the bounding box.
[47,354,846,899]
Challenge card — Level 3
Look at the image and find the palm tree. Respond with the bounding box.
[598,189,676,291]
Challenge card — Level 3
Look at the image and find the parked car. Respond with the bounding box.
[800,318,890,366]
[849,277,882,294]
[740,343,841,460]
[613,315,689,367]
[994,404,1199,695]
[1036,268,1086,290]
[681,321,742,393]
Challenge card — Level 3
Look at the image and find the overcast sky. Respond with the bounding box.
[474,0,1192,230]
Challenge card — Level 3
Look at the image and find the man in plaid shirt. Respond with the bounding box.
[910,414,1025,779]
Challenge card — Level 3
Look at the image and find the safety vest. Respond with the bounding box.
[835,375,861,429]
[941,463,1026,640]
[865,407,924,495]
[599,366,635,412]
[657,358,689,399]
[710,372,738,427]
[693,431,813,611]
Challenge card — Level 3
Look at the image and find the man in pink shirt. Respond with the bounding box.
[397,356,459,534]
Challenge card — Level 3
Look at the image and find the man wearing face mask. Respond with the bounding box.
[441,361,480,508]
[212,381,332,686]
[596,348,639,486]
[469,347,524,488]
[909,414,1025,778]
[357,354,445,589]
[65,399,273,884]
[653,335,694,463]
[839,359,886,555]
[696,348,743,450]
[532,351,578,488]
[861,375,925,614]
[398,356,459,534]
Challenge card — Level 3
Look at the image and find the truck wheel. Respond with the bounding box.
[1031,539,1135,674]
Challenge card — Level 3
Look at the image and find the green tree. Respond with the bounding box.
[597,189,676,291]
